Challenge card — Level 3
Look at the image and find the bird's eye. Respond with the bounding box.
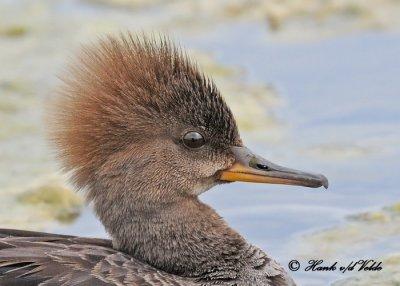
[182,131,205,149]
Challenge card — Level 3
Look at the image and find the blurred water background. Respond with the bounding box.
[1,0,399,285]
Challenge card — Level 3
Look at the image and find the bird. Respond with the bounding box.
[0,33,328,286]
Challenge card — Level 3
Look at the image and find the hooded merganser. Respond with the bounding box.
[0,34,328,285]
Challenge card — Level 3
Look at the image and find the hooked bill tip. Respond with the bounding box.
[320,175,329,189]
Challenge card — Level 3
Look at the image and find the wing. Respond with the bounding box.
[0,229,195,286]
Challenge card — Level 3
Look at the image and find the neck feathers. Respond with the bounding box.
[95,192,245,279]
[90,176,293,285]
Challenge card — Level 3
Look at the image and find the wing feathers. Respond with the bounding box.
[0,229,194,286]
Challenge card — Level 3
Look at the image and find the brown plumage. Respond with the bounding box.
[0,33,329,285]
[50,34,239,195]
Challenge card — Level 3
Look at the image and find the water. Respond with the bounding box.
[190,23,400,284]
[1,1,400,284]
[187,23,400,284]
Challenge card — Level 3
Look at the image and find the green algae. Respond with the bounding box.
[295,203,400,260]
[349,211,390,223]
[44,0,400,40]
[0,25,28,38]
[163,0,400,39]
[193,52,238,78]
[333,253,400,286]
[16,179,83,224]
[386,202,400,213]
[0,175,84,230]
[0,98,19,114]
[0,80,33,95]
[305,143,375,160]
[85,0,159,9]
[291,203,400,284]
[0,114,33,136]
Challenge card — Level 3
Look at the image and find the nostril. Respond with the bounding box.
[256,163,269,170]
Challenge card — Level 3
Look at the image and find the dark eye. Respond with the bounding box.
[182,131,205,149]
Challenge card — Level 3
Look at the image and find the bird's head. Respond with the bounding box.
[49,34,327,204]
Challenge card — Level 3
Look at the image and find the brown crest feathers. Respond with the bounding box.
[48,33,239,190]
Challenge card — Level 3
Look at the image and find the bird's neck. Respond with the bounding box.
[94,190,263,282]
